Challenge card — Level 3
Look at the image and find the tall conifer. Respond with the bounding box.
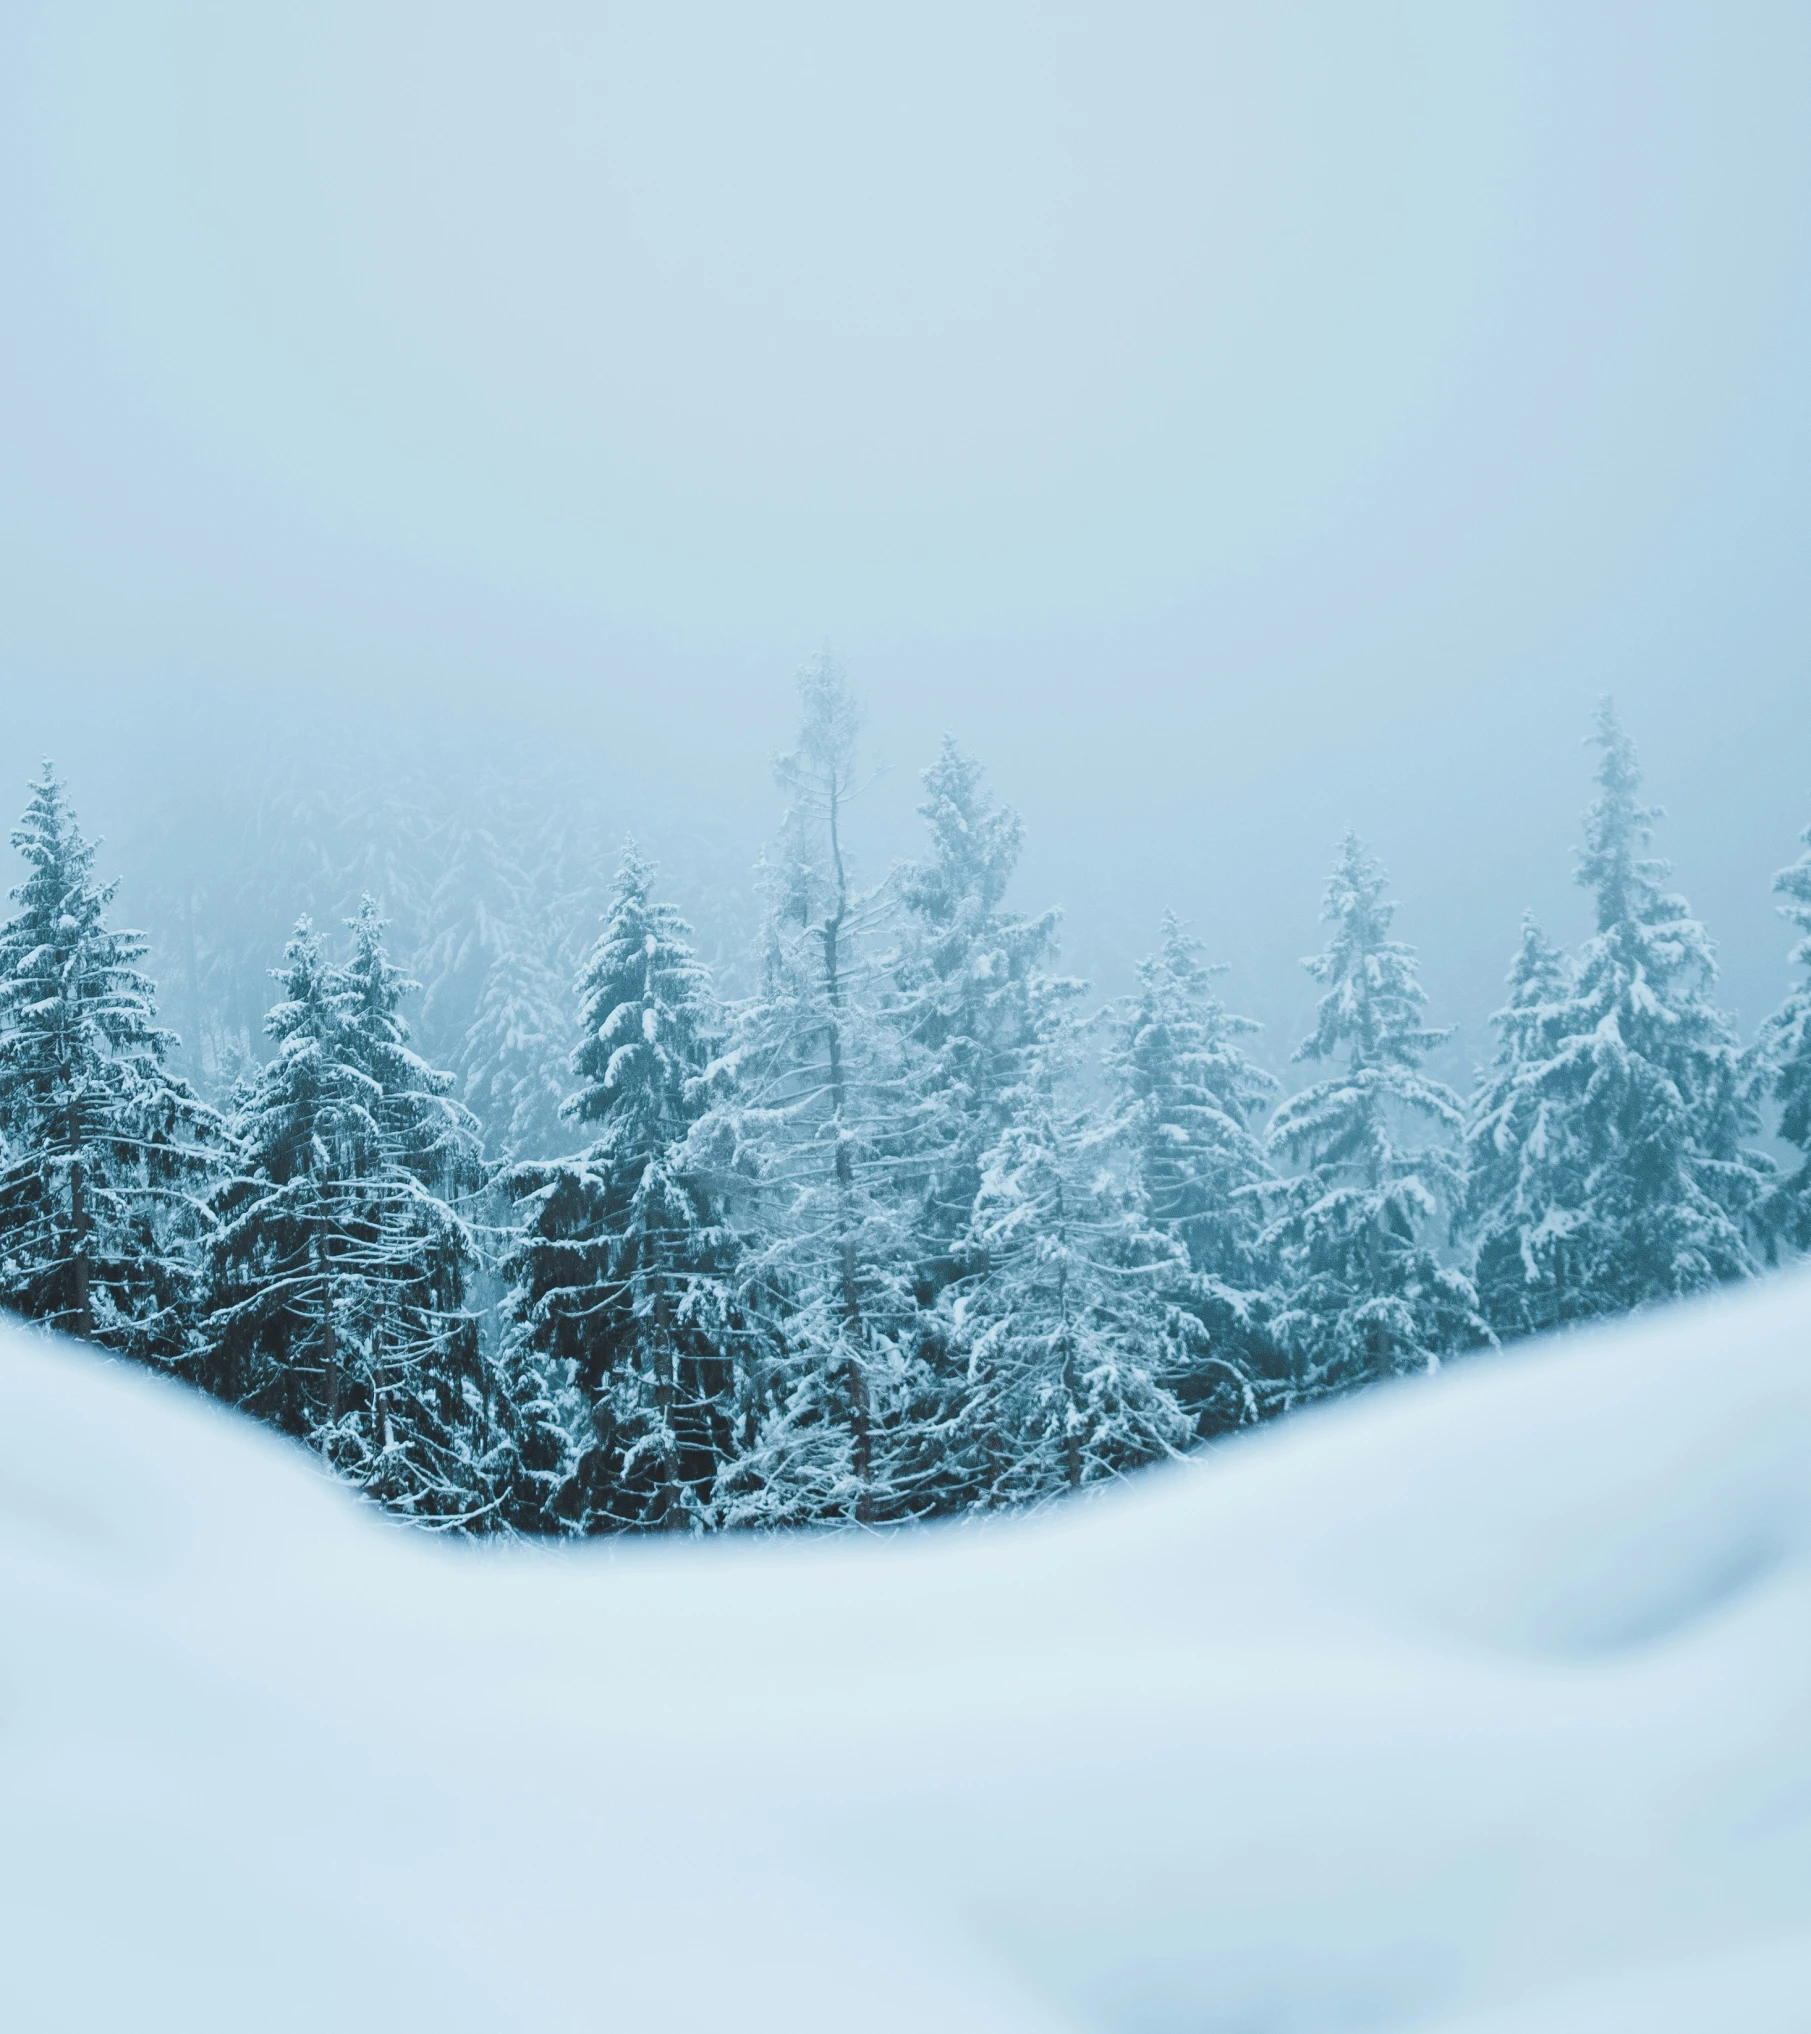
[1106,915,1280,1432]
[947,994,1194,1504]
[1465,917,1581,1336]
[704,659,919,1526]
[1265,834,1487,1392]
[204,906,492,1524]
[1464,705,1768,1332]
[0,767,221,1364]
[891,740,1064,1286]
[501,848,737,1531]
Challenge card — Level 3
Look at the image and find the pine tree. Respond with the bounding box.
[1463,704,1768,1333]
[704,658,920,1527]
[867,739,1086,1512]
[890,740,1066,1287]
[0,767,222,1364]
[1106,914,1281,1432]
[1763,816,1811,1250]
[1465,916,1583,1337]
[1265,833,1488,1394]
[945,995,1194,1505]
[203,905,494,1526]
[500,846,738,1531]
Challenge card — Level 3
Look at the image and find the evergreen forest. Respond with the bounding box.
[4,668,1806,1533]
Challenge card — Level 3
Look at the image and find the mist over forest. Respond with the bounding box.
[10,661,1809,1118]
[6,5,1811,1093]
[3,3,1811,1539]
[0,652,1802,1532]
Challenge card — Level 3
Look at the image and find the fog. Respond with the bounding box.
[3,1,1809,1075]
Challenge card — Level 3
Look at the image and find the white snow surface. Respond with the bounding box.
[4,1276,1811,2033]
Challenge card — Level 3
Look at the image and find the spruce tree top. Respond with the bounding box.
[1501,914,1572,1012]
[1575,700,1713,968]
[1269,832,1464,1198]
[1107,911,1276,1286]
[1463,915,1575,1266]
[0,765,221,1357]
[338,897,422,1081]
[777,656,865,806]
[0,765,175,1111]
[1265,835,1482,1384]
[1565,700,1751,1145]
[1463,702,1766,1323]
[767,655,868,935]
[894,738,1065,1081]
[565,844,717,1144]
[1111,912,1276,1163]
[902,738,1027,931]
[247,917,383,1187]
[1476,915,1575,1094]
[1294,832,1449,1076]
[336,897,473,1185]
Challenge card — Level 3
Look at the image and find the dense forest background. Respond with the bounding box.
[1,666,1806,1532]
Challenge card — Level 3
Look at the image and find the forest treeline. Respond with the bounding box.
[2,665,1807,1531]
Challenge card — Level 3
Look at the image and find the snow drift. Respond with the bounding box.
[3,1273,1810,2033]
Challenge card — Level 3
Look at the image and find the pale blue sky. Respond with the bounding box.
[2,2,1809,1048]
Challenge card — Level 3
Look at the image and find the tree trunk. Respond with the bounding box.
[67,1149,93,1340]
[822,781,872,1521]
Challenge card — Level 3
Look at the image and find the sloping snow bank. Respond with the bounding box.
[3,1274,1809,2033]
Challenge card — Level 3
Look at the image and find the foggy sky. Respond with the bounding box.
[2,2,1809,1065]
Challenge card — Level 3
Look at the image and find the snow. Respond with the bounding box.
[4,1273,1810,2031]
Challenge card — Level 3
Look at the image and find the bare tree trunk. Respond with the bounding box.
[67,1149,93,1340]
[822,782,872,1519]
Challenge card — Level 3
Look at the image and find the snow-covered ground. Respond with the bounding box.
[4,1277,1809,2033]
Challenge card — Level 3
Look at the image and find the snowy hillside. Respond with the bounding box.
[4,1274,1810,2033]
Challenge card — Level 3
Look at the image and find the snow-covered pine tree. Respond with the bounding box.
[1464,916,1583,1337]
[328,901,500,1528]
[877,739,1087,1512]
[202,923,368,1440]
[0,767,224,1365]
[1264,833,1488,1394]
[890,739,1064,1288]
[944,991,1194,1506]
[203,905,494,1527]
[1464,704,1769,1332]
[1763,815,1811,1251]
[1105,914,1281,1434]
[703,657,920,1527]
[500,846,737,1532]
